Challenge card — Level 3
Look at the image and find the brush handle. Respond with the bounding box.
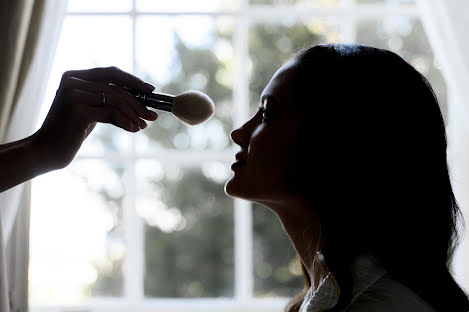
[124,87,174,112]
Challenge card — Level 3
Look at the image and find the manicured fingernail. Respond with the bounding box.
[131,124,140,132]
[148,110,158,119]
[139,120,147,129]
[143,83,155,92]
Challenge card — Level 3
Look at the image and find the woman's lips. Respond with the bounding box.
[231,160,245,170]
[232,151,246,170]
[235,151,247,163]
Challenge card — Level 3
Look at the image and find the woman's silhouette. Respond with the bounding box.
[225,43,469,311]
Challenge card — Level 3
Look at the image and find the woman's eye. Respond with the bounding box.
[261,108,272,122]
[260,109,267,122]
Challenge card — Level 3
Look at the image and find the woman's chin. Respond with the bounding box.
[224,176,238,197]
[224,176,248,199]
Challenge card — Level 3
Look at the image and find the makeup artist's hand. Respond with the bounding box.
[33,66,158,171]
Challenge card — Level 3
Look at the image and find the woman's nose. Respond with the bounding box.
[230,127,245,146]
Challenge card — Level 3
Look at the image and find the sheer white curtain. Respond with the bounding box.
[417,0,469,292]
[0,1,67,311]
[0,0,67,245]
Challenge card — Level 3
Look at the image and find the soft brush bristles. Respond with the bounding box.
[172,90,215,125]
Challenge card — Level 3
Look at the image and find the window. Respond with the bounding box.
[29,0,446,311]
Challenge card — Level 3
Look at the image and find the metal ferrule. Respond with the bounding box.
[124,87,174,112]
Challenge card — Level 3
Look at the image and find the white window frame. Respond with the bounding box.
[30,1,420,312]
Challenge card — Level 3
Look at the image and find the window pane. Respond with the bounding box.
[249,0,341,6]
[356,17,448,123]
[249,19,341,114]
[136,16,234,153]
[137,0,238,12]
[252,204,304,297]
[39,16,133,156]
[137,161,234,297]
[68,0,132,12]
[30,160,126,305]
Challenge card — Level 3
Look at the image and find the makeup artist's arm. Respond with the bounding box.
[0,66,158,193]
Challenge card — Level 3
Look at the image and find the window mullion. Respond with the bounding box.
[123,0,145,302]
[123,156,144,301]
[233,0,253,302]
[343,0,357,43]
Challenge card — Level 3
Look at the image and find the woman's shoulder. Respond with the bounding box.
[345,273,437,312]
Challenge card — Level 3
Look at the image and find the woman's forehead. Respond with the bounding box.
[261,61,298,104]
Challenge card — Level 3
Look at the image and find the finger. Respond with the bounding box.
[107,92,148,129]
[61,67,155,93]
[91,105,141,133]
[70,89,140,132]
[61,77,150,126]
[60,76,114,94]
[122,90,159,121]
[106,86,157,123]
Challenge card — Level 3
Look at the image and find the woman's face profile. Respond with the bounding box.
[225,61,305,208]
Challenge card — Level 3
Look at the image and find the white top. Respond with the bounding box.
[299,254,437,312]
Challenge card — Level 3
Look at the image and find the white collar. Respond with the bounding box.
[300,254,387,312]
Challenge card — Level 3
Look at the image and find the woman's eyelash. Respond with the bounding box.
[259,107,272,122]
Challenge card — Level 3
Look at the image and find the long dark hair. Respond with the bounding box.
[285,43,469,312]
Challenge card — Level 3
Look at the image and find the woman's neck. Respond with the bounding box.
[265,198,330,292]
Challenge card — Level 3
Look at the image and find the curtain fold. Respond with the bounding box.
[0,1,35,141]
[0,1,67,311]
[416,0,469,293]
[5,183,31,312]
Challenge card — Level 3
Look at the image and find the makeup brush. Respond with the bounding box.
[125,88,215,125]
